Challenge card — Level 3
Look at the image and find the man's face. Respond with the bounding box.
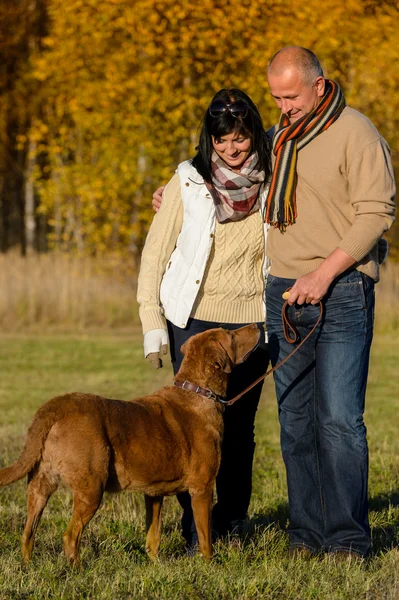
[268,68,325,124]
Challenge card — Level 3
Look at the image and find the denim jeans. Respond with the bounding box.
[168,318,269,546]
[266,270,374,556]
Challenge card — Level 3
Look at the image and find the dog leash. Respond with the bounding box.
[174,298,324,407]
[221,298,324,407]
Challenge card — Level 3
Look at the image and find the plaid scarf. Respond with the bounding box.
[205,151,265,223]
[266,79,346,231]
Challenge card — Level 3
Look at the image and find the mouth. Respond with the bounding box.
[241,336,260,362]
[239,326,262,362]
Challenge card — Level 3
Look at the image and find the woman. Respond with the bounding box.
[137,88,271,549]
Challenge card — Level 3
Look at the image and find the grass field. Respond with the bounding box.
[0,329,398,599]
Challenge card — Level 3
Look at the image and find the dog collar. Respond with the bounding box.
[173,380,228,404]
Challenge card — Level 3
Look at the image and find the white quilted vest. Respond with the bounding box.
[160,160,269,328]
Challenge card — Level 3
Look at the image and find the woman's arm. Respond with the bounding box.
[137,173,183,335]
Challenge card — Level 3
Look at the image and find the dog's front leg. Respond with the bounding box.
[190,488,213,559]
[145,494,164,560]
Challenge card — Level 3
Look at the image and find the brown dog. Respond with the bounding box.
[0,323,260,565]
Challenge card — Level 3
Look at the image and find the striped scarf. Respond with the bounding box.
[205,151,265,223]
[266,79,346,231]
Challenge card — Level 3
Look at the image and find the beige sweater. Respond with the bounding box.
[267,107,396,282]
[137,174,265,334]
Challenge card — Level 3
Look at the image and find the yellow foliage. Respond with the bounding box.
[14,0,398,256]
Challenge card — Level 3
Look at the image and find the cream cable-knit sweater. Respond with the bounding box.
[137,173,265,334]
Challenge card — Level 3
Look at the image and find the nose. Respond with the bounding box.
[280,98,292,115]
[225,140,236,155]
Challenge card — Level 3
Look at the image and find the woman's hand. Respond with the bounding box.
[144,329,168,368]
[152,186,165,212]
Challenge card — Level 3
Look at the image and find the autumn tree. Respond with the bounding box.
[0,0,48,253]
[2,0,398,258]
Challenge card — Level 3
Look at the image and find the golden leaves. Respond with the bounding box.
[13,0,397,256]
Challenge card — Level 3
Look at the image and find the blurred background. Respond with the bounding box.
[1,0,398,332]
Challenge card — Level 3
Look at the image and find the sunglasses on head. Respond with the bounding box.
[208,100,249,119]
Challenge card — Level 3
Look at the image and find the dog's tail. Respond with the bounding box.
[0,395,73,486]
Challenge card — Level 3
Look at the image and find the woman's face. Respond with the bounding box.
[212,131,252,170]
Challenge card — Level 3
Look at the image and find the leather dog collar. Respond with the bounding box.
[173,380,228,404]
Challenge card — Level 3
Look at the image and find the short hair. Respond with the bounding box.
[268,47,324,86]
[191,88,271,183]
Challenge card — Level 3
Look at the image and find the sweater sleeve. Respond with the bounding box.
[137,173,184,334]
[338,136,396,260]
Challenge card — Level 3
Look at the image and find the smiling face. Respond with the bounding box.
[268,68,325,124]
[212,131,252,170]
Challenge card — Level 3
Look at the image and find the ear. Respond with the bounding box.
[211,340,233,373]
[180,338,190,356]
[315,76,325,98]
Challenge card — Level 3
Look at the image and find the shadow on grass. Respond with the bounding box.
[247,496,399,556]
[249,502,290,533]
[369,492,399,511]
[369,491,399,554]
[121,539,149,561]
[87,496,399,558]
[372,525,399,555]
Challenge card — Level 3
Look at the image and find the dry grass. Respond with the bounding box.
[0,251,398,333]
[0,252,139,332]
[375,261,399,331]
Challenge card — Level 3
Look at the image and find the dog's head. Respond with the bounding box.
[179,324,261,386]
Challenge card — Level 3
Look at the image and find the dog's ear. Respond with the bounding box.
[212,341,233,373]
[180,338,190,356]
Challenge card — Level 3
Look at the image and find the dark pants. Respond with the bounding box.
[266,271,374,556]
[168,318,269,544]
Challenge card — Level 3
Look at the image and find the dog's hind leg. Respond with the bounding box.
[62,485,103,567]
[190,487,213,559]
[145,494,164,560]
[22,468,58,562]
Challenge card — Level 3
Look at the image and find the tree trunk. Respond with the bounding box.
[24,138,36,254]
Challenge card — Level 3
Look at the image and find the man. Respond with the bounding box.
[264,46,395,558]
[151,46,396,558]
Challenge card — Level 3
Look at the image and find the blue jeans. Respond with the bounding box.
[266,270,374,556]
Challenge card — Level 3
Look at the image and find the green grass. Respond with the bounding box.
[0,331,398,599]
